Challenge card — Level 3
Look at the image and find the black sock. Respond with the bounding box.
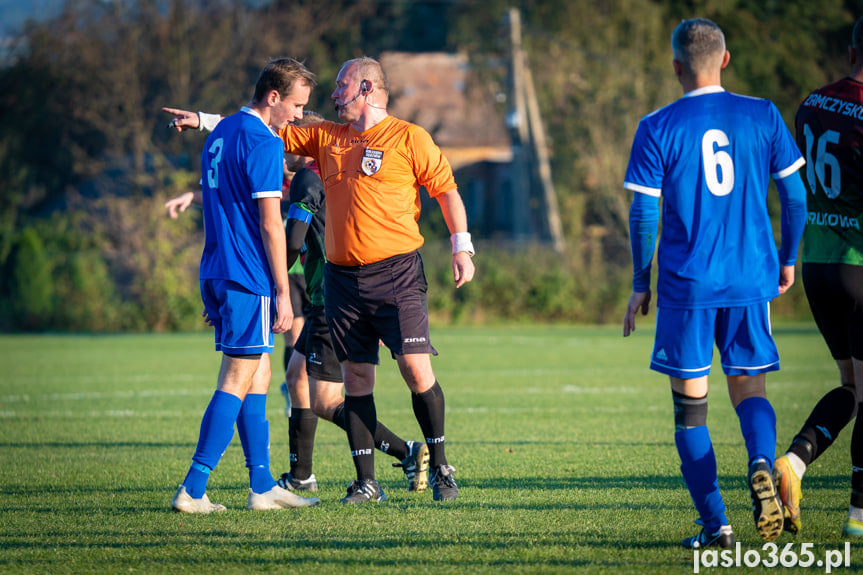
[412,381,447,468]
[288,408,317,479]
[344,394,377,481]
[788,385,857,465]
[331,402,347,430]
[851,403,863,509]
[375,422,408,460]
[331,400,406,460]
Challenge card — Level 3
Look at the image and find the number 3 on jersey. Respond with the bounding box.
[702,129,735,196]
[803,124,841,199]
[207,138,224,189]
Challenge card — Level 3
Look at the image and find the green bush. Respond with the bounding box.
[0,209,817,333]
[0,193,207,333]
[421,236,811,326]
[421,239,633,325]
[10,227,54,330]
[52,250,121,331]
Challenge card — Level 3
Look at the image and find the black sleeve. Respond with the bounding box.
[288,168,325,211]
[285,218,310,269]
[284,167,323,267]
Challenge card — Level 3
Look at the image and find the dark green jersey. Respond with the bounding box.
[796,77,863,265]
[285,166,326,306]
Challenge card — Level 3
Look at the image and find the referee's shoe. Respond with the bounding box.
[429,465,458,501]
[340,479,386,504]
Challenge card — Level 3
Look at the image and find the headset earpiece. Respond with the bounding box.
[360,80,371,94]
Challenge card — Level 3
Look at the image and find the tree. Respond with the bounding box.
[0,0,857,329]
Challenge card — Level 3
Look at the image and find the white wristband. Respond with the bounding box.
[198,111,222,132]
[451,232,475,256]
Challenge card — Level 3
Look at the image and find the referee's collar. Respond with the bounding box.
[683,85,725,98]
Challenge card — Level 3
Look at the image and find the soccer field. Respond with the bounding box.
[1,324,860,573]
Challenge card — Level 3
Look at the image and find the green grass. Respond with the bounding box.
[1,324,861,573]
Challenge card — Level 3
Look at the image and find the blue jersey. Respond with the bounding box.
[624,87,805,309]
[200,107,285,296]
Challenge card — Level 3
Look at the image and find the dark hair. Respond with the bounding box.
[253,58,316,103]
[853,17,863,51]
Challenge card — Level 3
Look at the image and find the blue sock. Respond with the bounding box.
[184,390,242,498]
[675,425,728,530]
[736,396,777,469]
[237,393,276,494]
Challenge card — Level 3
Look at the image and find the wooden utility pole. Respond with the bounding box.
[524,63,565,254]
[508,8,532,240]
[508,7,565,253]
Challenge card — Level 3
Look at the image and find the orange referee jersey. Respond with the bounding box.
[278,115,457,266]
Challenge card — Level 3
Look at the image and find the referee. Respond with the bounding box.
[163,56,475,504]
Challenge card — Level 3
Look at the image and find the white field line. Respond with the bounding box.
[0,376,812,418]
[0,387,213,404]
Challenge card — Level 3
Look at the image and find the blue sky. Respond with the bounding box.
[0,0,273,37]
[0,0,64,36]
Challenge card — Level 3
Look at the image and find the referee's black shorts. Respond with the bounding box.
[324,251,438,364]
[803,262,863,360]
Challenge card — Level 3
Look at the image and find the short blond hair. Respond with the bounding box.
[343,56,389,96]
[672,19,726,75]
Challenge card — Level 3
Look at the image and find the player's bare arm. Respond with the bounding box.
[164,191,200,219]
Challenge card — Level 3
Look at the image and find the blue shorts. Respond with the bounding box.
[651,303,779,379]
[200,279,274,355]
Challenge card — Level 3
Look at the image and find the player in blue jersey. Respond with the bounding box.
[163,163,310,420]
[171,58,322,513]
[622,19,807,547]
[774,17,863,538]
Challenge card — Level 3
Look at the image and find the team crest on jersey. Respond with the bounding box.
[362,148,383,176]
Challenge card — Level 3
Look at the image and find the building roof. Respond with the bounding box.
[380,51,512,170]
